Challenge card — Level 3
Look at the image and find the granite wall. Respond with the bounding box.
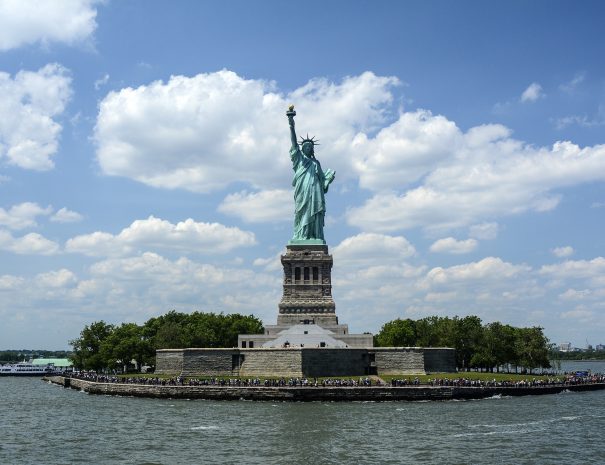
[301,349,368,377]
[423,348,457,373]
[373,348,425,375]
[181,349,237,377]
[155,346,456,377]
[155,349,183,375]
[240,349,303,377]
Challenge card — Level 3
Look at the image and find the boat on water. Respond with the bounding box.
[0,362,53,376]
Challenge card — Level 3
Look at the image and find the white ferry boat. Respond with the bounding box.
[0,362,53,376]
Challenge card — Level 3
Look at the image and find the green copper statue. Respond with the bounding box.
[286,105,335,245]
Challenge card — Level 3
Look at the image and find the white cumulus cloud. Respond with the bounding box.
[93,69,605,237]
[353,109,460,190]
[540,257,605,284]
[0,274,24,290]
[50,207,83,223]
[94,73,109,90]
[94,70,398,193]
[352,110,462,190]
[554,114,605,130]
[0,0,98,51]
[560,307,595,322]
[424,257,530,286]
[348,124,605,232]
[521,82,544,103]
[0,202,52,229]
[469,222,499,240]
[559,288,591,301]
[81,252,280,319]
[551,246,574,258]
[559,72,586,94]
[332,233,416,269]
[65,215,257,257]
[0,230,59,255]
[36,269,77,288]
[0,64,72,170]
[252,252,283,272]
[218,189,292,223]
[429,237,478,254]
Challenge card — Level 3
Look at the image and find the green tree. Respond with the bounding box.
[143,310,190,349]
[495,324,518,370]
[473,322,518,372]
[183,312,264,348]
[0,351,20,363]
[414,317,441,347]
[100,323,152,372]
[451,316,483,371]
[142,310,264,350]
[515,326,551,373]
[223,313,264,347]
[70,321,114,371]
[372,315,553,374]
[374,318,416,347]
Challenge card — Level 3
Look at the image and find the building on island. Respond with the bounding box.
[31,358,73,371]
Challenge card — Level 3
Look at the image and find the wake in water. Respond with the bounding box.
[469,415,580,429]
[453,415,584,437]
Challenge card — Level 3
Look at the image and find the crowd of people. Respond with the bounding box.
[417,373,605,388]
[71,372,185,386]
[69,372,376,387]
[69,371,604,389]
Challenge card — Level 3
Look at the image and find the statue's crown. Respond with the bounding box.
[299,134,320,147]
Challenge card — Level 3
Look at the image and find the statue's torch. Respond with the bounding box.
[286,104,296,119]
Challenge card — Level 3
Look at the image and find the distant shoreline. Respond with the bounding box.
[555,359,605,363]
[44,376,605,402]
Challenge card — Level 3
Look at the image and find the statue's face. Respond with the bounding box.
[302,142,314,157]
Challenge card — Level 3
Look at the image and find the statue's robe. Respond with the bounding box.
[290,146,331,241]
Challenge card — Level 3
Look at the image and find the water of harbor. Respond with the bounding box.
[2,360,605,465]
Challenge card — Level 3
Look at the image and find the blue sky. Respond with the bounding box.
[1,0,605,349]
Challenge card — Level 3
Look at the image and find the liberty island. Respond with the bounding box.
[40,108,605,402]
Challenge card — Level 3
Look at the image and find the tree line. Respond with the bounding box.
[551,349,605,360]
[69,311,552,373]
[0,350,71,364]
[374,316,551,372]
[70,311,263,372]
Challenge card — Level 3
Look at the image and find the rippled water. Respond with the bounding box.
[2,376,604,465]
[559,359,605,373]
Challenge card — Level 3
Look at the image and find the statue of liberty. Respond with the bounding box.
[286,105,335,244]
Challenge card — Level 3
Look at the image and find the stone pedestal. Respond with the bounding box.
[238,242,374,349]
[277,244,337,326]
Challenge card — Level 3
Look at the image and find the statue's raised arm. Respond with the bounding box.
[286,104,297,149]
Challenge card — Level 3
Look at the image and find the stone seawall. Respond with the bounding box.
[44,377,605,402]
